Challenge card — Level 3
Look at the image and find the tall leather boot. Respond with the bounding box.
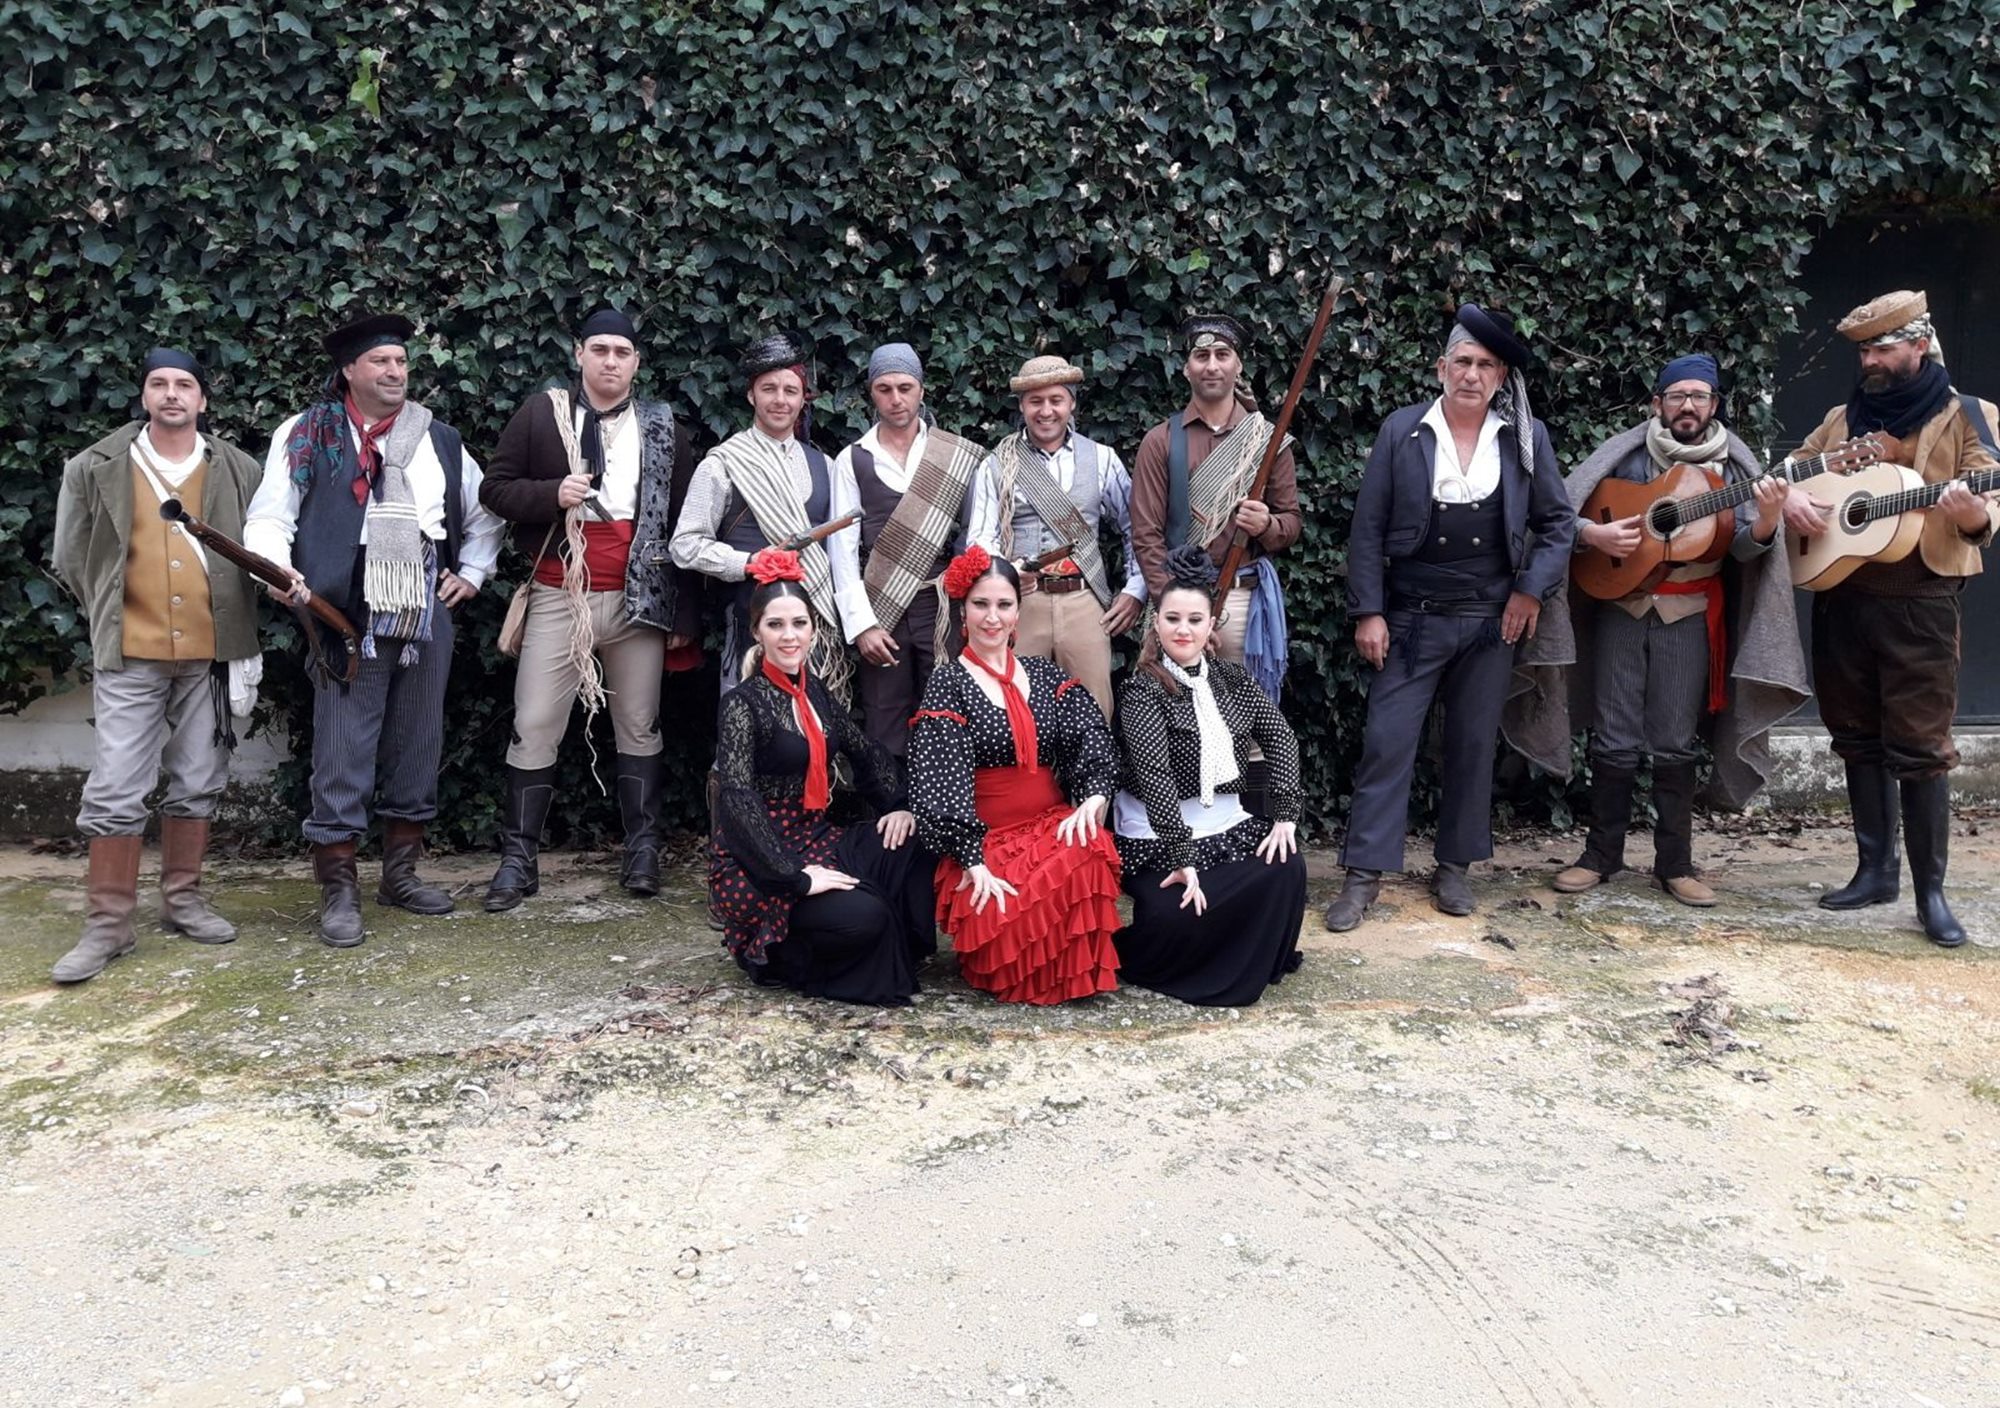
[1820,761,1900,909]
[53,835,145,983]
[158,816,236,943]
[377,820,455,914]
[313,839,365,948]
[1554,760,1636,893]
[1900,775,1966,948]
[484,766,557,913]
[616,753,663,897]
[1650,761,1715,907]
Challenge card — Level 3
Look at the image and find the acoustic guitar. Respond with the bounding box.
[1787,434,2000,589]
[1572,437,1883,601]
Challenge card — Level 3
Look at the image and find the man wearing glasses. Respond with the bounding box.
[1327,304,1573,929]
[1548,355,1788,906]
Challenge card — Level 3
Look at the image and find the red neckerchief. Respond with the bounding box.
[962,649,1038,772]
[345,396,399,506]
[761,659,830,810]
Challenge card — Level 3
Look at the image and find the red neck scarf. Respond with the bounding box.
[761,658,830,810]
[345,396,400,506]
[962,649,1038,772]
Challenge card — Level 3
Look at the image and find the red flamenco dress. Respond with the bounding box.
[908,653,1123,1004]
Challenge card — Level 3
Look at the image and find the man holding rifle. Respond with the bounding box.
[967,353,1147,717]
[47,348,266,982]
[245,312,502,949]
[1328,304,1573,929]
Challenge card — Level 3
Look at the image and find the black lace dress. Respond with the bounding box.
[1112,659,1307,1005]
[710,671,935,1005]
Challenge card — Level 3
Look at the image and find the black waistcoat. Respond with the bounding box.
[1388,494,1511,610]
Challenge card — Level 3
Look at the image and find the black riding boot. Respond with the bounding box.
[484,765,557,913]
[1649,762,1698,882]
[1900,775,1967,948]
[616,752,663,897]
[1579,760,1637,876]
[1821,762,1900,909]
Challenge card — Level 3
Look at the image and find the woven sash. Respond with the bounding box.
[862,427,985,632]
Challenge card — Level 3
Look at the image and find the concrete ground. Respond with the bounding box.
[0,820,1996,1408]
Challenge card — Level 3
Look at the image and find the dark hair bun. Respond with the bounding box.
[1163,544,1221,592]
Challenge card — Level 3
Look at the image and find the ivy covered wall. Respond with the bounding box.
[4,0,1997,844]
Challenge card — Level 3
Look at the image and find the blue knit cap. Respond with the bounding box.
[867,342,923,384]
[1655,353,1720,393]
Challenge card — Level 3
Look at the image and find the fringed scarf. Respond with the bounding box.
[1160,656,1239,803]
[761,659,831,810]
[962,649,1038,772]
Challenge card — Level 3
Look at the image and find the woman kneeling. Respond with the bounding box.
[1113,546,1307,1005]
[710,551,934,1005]
[909,548,1124,1005]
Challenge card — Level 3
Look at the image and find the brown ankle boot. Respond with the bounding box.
[377,820,454,915]
[313,840,365,948]
[53,835,145,983]
[158,816,236,944]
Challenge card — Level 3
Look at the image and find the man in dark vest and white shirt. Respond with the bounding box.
[245,313,503,948]
[1327,304,1574,929]
[49,348,265,982]
[829,341,986,757]
[476,303,699,910]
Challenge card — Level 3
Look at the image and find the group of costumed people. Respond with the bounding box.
[44,286,1996,996]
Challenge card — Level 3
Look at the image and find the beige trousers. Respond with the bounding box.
[508,584,664,768]
[1015,587,1113,717]
[1212,584,1253,665]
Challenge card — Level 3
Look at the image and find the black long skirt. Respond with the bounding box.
[1114,851,1307,1006]
[741,822,937,1006]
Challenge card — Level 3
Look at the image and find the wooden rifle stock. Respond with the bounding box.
[778,511,860,551]
[1211,272,1346,616]
[158,499,361,684]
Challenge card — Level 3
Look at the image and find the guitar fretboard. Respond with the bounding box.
[1859,467,2000,522]
[1656,450,1846,529]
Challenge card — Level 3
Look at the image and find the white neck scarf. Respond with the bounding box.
[1161,656,1239,805]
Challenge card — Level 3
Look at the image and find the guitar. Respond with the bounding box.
[1573,437,1883,601]
[1788,434,2000,589]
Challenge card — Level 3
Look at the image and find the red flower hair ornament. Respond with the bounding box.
[747,548,807,585]
[941,544,992,601]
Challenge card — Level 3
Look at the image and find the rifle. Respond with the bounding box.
[777,511,860,552]
[1018,542,1080,574]
[1211,271,1347,617]
[158,499,361,686]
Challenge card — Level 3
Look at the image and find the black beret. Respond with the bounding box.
[324,311,415,367]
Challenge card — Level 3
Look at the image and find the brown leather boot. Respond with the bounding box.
[158,816,236,944]
[53,835,145,983]
[313,840,365,948]
[376,820,454,915]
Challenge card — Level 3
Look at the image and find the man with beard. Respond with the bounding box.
[1543,355,1791,905]
[245,313,503,948]
[829,342,986,757]
[476,304,699,910]
[1784,291,2000,948]
[1325,304,1574,929]
[1131,314,1301,699]
[48,349,265,982]
[966,353,1146,717]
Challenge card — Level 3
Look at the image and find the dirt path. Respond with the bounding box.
[1,829,1996,1407]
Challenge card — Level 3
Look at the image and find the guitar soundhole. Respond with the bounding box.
[1649,502,1679,536]
[1843,496,1868,531]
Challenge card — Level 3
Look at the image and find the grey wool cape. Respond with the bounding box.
[1500,421,1811,808]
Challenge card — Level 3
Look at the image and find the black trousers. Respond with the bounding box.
[856,592,939,760]
[1341,610,1513,873]
[1813,588,1960,779]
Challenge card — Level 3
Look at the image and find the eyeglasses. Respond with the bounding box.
[1661,390,1716,407]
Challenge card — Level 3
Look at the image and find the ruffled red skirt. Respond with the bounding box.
[935,766,1122,1005]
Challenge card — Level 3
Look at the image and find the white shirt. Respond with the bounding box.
[134,428,206,488]
[966,434,1147,602]
[829,422,931,641]
[579,405,640,520]
[1420,397,1504,502]
[244,412,504,590]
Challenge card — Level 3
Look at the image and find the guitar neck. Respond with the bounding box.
[1864,466,2000,521]
[1673,450,1837,520]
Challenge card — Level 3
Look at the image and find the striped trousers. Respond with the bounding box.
[1588,606,1708,770]
[303,607,455,845]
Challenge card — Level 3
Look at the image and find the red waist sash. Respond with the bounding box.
[973,764,1064,829]
[534,519,634,592]
[1652,576,1726,714]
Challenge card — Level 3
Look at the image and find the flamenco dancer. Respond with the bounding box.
[709,550,935,1004]
[1112,547,1308,1005]
[907,546,1124,1004]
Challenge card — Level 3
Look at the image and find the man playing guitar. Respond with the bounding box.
[1785,290,2000,948]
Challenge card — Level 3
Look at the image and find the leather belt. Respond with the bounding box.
[1388,594,1506,618]
[1026,573,1089,596]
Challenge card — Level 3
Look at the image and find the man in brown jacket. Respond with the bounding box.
[1787,290,2000,948]
[49,348,264,982]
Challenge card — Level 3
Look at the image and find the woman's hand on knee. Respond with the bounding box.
[1162,866,1206,916]
[876,809,916,849]
[959,863,1017,915]
[1257,821,1297,865]
[1057,795,1108,847]
[802,864,859,896]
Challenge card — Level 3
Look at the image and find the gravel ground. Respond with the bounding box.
[1,823,1996,1407]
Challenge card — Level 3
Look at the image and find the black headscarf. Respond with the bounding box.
[1845,360,1953,439]
[573,305,638,485]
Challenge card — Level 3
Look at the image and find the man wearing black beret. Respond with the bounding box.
[245,312,503,949]
[476,303,699,909]
[48,348,266,982]
[1328,304,1574,928]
